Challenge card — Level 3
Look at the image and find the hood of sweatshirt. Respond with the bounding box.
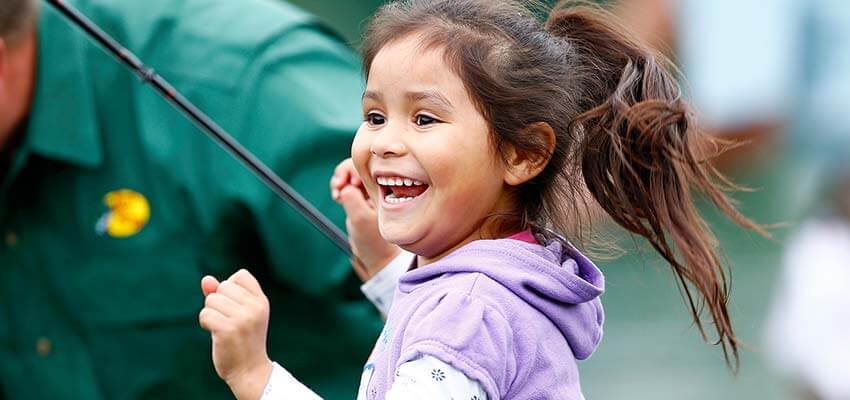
[398,235,605,360]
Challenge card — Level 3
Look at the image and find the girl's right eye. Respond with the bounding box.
[366,112,386,126]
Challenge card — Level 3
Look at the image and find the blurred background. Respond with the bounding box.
[8,0,843,397]
[286,0,849,398]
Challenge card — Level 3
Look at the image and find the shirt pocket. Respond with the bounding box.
[55,249,203,327]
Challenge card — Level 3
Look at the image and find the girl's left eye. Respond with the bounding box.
[415,114,439,126]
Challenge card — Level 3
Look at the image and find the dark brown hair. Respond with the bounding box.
[0,0,36,43]
[362,0,765,367]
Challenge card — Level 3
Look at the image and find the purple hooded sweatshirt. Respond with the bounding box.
[361,235,605,399]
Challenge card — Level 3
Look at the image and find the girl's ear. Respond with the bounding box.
[502,122,556,186]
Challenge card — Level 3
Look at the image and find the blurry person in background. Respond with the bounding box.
[764,163,850,400]
[0,0,385,398]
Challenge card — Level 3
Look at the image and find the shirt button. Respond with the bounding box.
[36,337,52,357]
[5,231,17,247]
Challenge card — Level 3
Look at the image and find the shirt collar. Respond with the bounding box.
[25,5,103,168]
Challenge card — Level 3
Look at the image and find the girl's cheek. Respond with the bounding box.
[351,127,373,186]
[351,126,369,160]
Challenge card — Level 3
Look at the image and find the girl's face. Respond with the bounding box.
[352,35,515,265]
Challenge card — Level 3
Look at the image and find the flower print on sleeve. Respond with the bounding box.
[385,355,487,399]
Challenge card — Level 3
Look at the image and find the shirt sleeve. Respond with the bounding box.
[360,250,414,316]
[261,362,323,400]
[385,355,488,400]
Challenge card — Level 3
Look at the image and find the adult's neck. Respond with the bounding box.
[0,30,38,151]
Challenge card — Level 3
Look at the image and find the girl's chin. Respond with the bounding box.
[379,226,419,248]
[384,235,418,248]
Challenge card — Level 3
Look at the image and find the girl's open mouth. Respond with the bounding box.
[377,176,429,205]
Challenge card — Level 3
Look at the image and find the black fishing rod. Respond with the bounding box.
[46,0,352,256]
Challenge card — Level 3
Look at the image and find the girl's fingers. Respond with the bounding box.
[331,158,366,201]
[215,279,253,305]
[204,292,241,318]
[331,173,351,201]
[201,275,220,297]
[331,160,354,186]
[198,307,228,332]
[229,269,264,296]
[331,175,346,191]
[339,185,374,225]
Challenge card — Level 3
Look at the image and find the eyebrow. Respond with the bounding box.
[361,90,454,112]
[406,90,454,111]
[362,90,383,102]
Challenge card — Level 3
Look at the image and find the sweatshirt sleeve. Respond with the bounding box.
[395,291,516,399]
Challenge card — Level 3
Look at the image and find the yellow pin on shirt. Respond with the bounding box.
[96,189,150,238]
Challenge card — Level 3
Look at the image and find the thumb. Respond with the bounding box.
[338,185,374,222]
[201,275,220,297]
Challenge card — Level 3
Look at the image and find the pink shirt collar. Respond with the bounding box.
[508,229,537,244]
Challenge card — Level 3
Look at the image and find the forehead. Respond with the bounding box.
[366,34,465,95]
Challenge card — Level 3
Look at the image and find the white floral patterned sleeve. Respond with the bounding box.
[261,355,487,400]
[384,355,488,400]
[260,362,321,400]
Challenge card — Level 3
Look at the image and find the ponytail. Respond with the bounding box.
[546,5,767,368]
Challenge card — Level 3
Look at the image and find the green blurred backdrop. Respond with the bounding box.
[287,0,384,46]
[287,1,800,398]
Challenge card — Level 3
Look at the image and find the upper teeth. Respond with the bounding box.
[377,176,425,186]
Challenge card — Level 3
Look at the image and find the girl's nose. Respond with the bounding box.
[370,126,407,158]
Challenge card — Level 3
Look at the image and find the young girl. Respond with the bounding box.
[199,0,763,398]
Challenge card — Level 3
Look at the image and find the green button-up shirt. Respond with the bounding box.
[0,0,381,399]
